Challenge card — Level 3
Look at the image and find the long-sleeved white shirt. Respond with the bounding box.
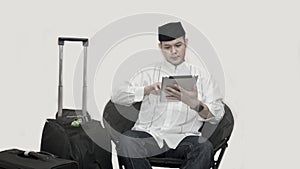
[111,60,224,149]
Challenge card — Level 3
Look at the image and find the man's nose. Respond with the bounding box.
[171,46,177,54]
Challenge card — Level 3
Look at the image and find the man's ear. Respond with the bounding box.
[184,38,189,46]
[158,42,162,50]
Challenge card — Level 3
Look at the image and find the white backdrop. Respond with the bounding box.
[1,1,300,169]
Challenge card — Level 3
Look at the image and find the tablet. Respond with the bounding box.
[160,75,198,102]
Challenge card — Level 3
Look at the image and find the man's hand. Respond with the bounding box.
[144,82,161,96]
[165,84,213,119]
[165,84,199,108]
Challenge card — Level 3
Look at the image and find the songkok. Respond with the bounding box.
[158,22,186,41]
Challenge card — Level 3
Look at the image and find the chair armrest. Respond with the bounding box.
[213,138,228,153]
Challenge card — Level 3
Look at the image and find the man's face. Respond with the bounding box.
[159,37,188,66]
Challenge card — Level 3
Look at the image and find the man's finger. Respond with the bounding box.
[166,87,181,97]
[165,90,179,98]
[166,95,179,101]
[173,84,182,91]
[166,86,180,93]
[157,83,161,89]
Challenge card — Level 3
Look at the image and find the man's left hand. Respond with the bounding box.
[165,84,213,118]
[165,84,199,108]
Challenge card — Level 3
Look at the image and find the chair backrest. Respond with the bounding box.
[200,104,234,149]
[103,100,140,134]
[103,100,234,149]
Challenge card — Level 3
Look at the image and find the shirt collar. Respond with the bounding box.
[162,60,189,72]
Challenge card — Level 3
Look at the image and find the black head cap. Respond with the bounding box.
[158,22,186,42]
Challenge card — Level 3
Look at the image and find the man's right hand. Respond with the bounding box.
[144,82,161,96]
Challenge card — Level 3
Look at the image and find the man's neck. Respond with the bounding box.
[163,60,186,72]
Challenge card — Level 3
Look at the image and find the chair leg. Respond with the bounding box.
[118,155,124,169]
[213,144,228,169]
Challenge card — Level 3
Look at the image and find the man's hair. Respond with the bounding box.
[159,36,186,44]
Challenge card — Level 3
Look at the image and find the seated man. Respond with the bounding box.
[111,22,224,169]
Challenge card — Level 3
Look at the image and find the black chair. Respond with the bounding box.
[103,100,234,169]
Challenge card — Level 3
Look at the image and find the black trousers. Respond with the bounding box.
[117,130,213,169]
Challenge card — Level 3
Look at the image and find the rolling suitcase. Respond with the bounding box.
[0,149,78,169]
[40,37,113,169]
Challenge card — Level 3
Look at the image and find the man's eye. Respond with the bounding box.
[175,44,182,47]
[164,46,170,49]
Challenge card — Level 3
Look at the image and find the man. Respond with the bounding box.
[111,22,224,169]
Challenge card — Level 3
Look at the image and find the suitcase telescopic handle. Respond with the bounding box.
[57,37,89,122]
[58,37,89,47]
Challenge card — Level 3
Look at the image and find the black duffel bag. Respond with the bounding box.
[41,109,112,169]
[0,149,78,169]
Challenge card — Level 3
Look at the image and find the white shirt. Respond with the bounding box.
[111,60,224,149]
